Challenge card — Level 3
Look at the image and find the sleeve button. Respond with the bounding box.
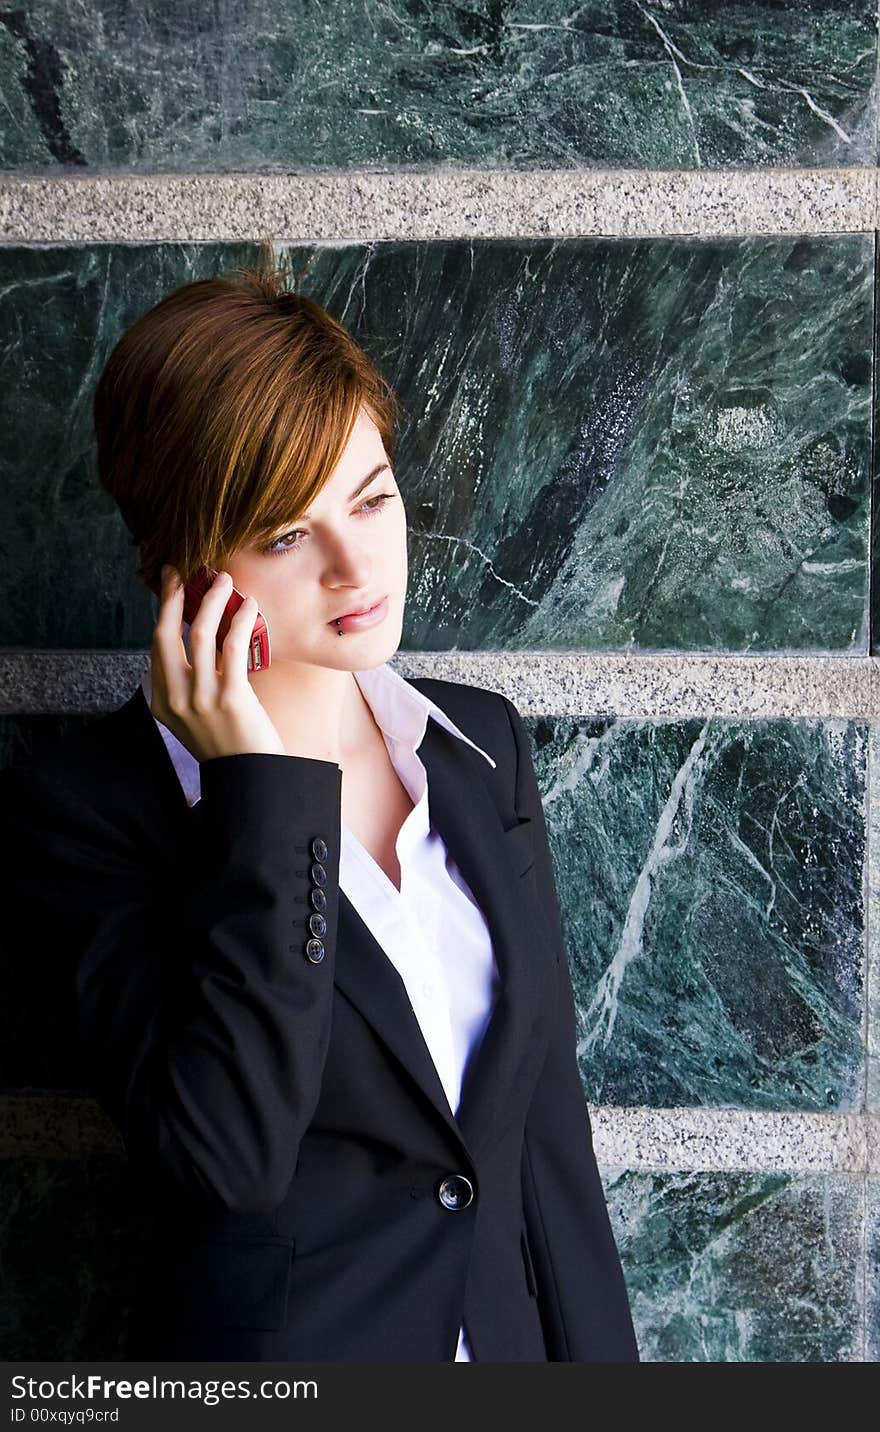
[305,938,326,963]
[308,912,327,937]
[311,837,328,861]
[310,862,327,887]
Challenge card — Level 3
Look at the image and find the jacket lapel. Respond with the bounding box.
[96,684,552,1159]
[332,713,552,1156]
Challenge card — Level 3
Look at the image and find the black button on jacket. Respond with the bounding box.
[0,674,639,1363]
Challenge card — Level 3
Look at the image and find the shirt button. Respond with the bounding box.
[437,1174,474,1210]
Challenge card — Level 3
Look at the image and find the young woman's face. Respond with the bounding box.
[224,407,408,672]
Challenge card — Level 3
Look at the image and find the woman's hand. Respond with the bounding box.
[149,565,288,762]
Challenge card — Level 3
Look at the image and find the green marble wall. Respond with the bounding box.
[0,236,871,652]
[531,714,866,1112]
[0,1,875,171]
[606,1167,866,1362]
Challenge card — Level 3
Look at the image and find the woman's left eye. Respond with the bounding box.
[264,493,396,556]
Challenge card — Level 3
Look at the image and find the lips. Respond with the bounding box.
[330,597,385,622]
[328,595,391,635]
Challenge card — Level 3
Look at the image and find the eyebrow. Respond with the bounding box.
[301,463,390,519]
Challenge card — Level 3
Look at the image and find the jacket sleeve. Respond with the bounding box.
[0,750,342,1217]
[500,695,640,1363]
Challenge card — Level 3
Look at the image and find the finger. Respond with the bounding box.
[217,592,258,684]
[189,569,233,702]
[155,562,183,615]
[152,565,191,715]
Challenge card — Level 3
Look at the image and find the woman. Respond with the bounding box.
[1,252,639,1363]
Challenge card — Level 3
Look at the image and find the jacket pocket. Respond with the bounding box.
[168,1234,294,1330]
[502,816,535,878]
[520,1225,538,1298]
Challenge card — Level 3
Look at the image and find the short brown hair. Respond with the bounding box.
[93,245,402,595]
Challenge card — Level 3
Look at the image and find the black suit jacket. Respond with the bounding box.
[1,673,638,1363]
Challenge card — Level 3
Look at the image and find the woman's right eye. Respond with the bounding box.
[263,530,305,557]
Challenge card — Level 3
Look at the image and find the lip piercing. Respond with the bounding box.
[335,619,344,636]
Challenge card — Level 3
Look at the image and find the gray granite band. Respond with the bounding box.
[0,167,875,245]
[1,1092,875,1172]
[589,1106,879,1175]
[3,650,880,719]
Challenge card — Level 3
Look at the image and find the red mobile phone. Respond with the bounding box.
[178,566,271,671]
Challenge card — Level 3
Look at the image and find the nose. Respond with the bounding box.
[321,528,373,588]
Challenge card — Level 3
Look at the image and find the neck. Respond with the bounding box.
[244,660,381,765]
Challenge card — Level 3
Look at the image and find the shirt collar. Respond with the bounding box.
[139,656,495,809]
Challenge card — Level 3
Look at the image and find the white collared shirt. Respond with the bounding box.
[139,643,501,1363]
